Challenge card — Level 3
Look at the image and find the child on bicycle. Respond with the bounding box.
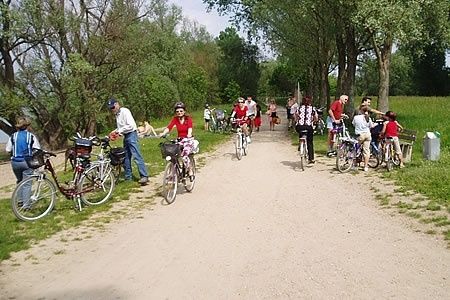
[381,111,405,168]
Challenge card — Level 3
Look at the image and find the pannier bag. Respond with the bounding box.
[160,142,180,158]
[109,147,125,166]
[75,138,93,156]
[25,148,45,169]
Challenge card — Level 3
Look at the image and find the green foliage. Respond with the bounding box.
[223,80,241,102]
[216,27,261,100]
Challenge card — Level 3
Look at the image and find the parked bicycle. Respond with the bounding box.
[298,129,308,171]
[92,136,125,184]
[231,119,249,160]
[159,138,196,204]
[336,135,380,173]
[11,145,115,221]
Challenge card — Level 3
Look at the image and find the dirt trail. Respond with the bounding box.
[0,112,449,299]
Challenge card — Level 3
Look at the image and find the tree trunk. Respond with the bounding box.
[374,35,392,113]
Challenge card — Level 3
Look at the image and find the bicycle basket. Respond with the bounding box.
[109,147,125,166]
[75,138,93,156]
[25,149,45,169]
[160,142,180,159]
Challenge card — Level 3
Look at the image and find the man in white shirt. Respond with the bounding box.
[352,106,373,172]
[108,98,149,185]
[245,96,257,133]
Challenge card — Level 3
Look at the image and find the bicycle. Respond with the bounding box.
[384,137,401,171]
[231,119,249,160]
[11,147,115,221]
[91,136,125,185]
[336,135,380,173]
[327,117,349,157]
[298,129,308,171]
[159,138,196,204]
[208,109,217,133]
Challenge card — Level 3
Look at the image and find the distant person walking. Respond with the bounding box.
[108,98,149,185]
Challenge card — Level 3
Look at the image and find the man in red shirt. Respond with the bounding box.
[327,95,348,155]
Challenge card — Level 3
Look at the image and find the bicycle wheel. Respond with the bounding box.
[393,153,401,166]
[235,133,243,160]
[162,162,178,204]
[79,166,115,205]
[11,176,56,221]
[299,142,305,171]
[336,143,353,173]
[368,152,380,168]
[184,155,196,192]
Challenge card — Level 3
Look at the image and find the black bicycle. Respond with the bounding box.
[159,138,196,204]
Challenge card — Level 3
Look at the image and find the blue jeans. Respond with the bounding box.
[123,131,148,180]
[11,160,33,206]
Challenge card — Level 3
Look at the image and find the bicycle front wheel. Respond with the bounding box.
[11,176,56,221]
[163,162,178,204]
[235,133,243,160]
[79,166,115,205]
[336,143,353,173]
[184,155,196,192]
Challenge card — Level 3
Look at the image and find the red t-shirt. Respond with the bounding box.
[385,121,398,137]
[330,100,343,120]
[233,106,248,119]
[168,117,193,138]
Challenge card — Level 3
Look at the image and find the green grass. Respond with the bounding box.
[0,107,232,261]
[380,97,449,205]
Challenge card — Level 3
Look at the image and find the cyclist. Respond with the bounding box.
[352,106,373,171]
[245,96,257,133]
[381,111,405,168]
[294,96,318,164]
[327,95,349,156]
[231,97,251,143]
[160,102,197,178]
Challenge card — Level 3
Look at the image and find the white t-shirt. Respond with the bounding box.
[352,114,372,135]
[245,100,257,116]
[204,108,211,120]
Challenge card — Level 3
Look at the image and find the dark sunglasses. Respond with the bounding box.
[176,110,185,113]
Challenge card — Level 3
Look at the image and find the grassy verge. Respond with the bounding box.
[0,106,232,261]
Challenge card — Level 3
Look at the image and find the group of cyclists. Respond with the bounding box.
[287,94,405,170]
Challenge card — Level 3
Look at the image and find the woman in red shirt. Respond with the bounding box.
[231,97,251,143]
[160,102,197,175]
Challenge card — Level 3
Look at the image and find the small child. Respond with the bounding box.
[381,111,405,168]
[204,104,211,131]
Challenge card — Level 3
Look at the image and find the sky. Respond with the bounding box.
[168,0,233,38]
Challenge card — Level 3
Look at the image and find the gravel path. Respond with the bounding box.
[0,112,449,299]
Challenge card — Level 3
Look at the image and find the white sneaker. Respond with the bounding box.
[363,167,368,172]
[246,136,251,143]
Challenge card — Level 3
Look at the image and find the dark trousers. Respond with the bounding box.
[296,124,314,161]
